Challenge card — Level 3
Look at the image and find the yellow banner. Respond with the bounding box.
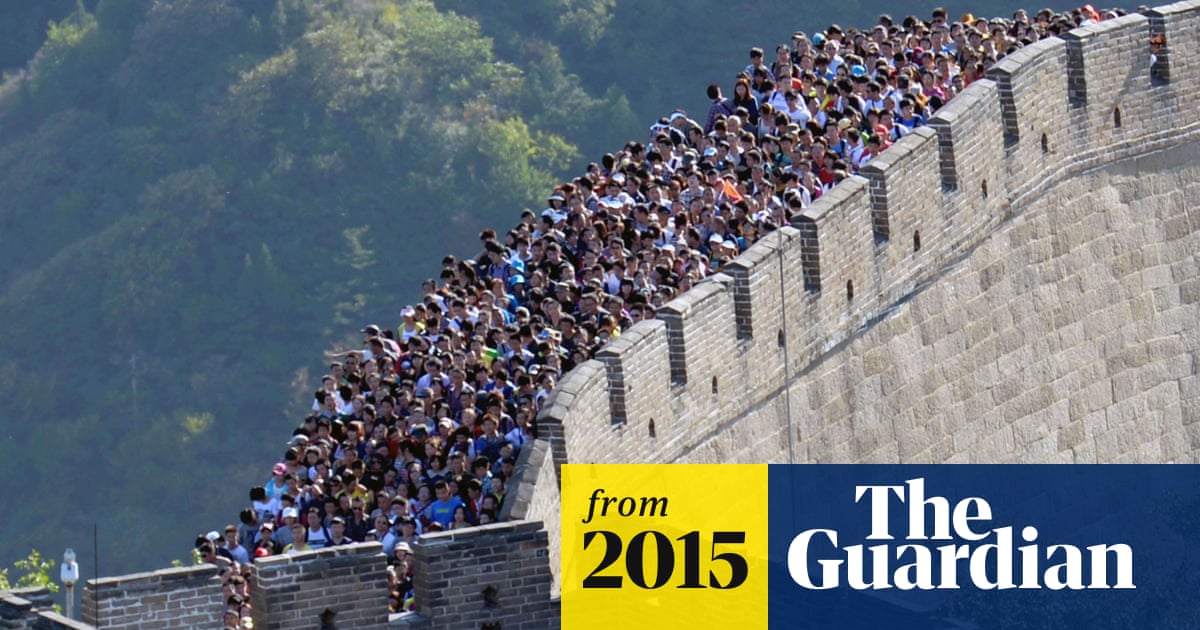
[561,464,769,628]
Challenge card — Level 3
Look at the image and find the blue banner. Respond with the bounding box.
[767,465,1200,629]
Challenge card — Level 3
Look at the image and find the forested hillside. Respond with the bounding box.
[0,0,1037,575]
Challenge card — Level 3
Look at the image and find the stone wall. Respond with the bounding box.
[55,545,392,630]
[499,439,562,600]
[58,522,556,630]
[249,543,389,630]
[0,587,90,630]
[537,0,1200,590]
[81,565,222,629]
[707,146,1197,465]
[409,521,558,630]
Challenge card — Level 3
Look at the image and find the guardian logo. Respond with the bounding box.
[786,478,1135,591]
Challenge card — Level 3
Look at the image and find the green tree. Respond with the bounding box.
[0,0,591,577]
[0,0,98,73]
[0,550,58,593]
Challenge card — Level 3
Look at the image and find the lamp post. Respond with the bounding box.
[60,549,78,619]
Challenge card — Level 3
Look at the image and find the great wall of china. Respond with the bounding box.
[2,3,1198,629]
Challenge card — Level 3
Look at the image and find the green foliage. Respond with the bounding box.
[0,550,59,593]
[0,1,97,73]
[476,117,578,213]
[0,0,600,576]
[436,0,615,56]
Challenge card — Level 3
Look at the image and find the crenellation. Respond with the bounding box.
[857,126,942,306]
[248,544,389,630]
[721,226,802,392]
[1063,14,1164,165]
[989,39,1072,204]
[1152,2,1200,121]
[658,273,745,435]
[81,565,222,630]
[411,521,557,630]
[925,80,1006,259]
[595,319,672,447]
[791,174,878,360]
[536,357,605,473]
[1153,12,1193,143]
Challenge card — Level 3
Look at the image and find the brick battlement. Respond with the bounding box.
[81,564,223,628]
[250,543,390,630]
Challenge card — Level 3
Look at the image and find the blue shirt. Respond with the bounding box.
[427,497,464,529]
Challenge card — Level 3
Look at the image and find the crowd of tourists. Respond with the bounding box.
[199,6,1129,624]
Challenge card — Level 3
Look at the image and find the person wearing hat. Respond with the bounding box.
[598,175,634,208]
[256,521,283,556]
[540,202,566,230]
[264,462,289,502]
[706,231,726,256]
[435,416,457,438]
[930,22,955,55]
[819,37,845,77]
[397,306,424,344]
[274,506,300,547]
[198,540,233,569]
[391,540,416,611]
[286,433,309,449]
